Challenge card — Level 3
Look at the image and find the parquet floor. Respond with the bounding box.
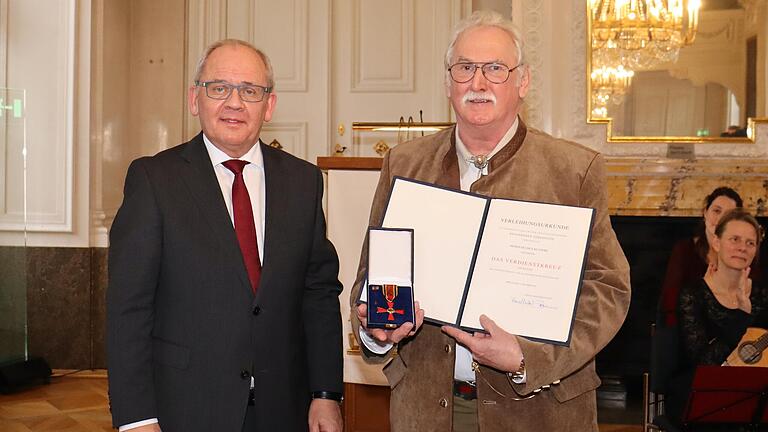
[0,370,642,432]
[0,370,112,432]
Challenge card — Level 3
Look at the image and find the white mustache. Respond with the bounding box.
[462,91,496,104]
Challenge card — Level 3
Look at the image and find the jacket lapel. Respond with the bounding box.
[258,143,291,303]
[179,134,252,295]
[437,127,461,190]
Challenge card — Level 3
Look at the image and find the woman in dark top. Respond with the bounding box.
[660,187,744,327]
[669,209,766,429]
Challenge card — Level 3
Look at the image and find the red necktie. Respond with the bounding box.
[222,159,261,293]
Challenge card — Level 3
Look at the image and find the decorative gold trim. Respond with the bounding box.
[333,143,347,156]
[588,117,768,143]
[352,121,454,132]
[373,140,390,156]
[347,332,361,355]
[585,2,766,144]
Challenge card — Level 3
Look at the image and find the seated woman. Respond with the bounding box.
[660,187,744,327]
[668,209,767,428]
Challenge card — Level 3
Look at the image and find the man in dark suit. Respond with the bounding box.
[107,39,343,432]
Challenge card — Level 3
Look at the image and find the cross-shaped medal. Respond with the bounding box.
[376,284,405,321]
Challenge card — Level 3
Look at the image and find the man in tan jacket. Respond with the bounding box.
[351,10,631,432]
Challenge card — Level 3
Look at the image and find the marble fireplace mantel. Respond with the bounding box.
[319,156,768,218]
[606,158,768,217]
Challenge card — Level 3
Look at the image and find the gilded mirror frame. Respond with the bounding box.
[585,1,767,143]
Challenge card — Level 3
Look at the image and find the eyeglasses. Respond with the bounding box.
[195,81,272,102]
[447,62,522,84]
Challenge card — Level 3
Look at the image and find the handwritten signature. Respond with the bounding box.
[509,296,557,310]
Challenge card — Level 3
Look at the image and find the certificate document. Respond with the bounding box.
[381,177,594,345]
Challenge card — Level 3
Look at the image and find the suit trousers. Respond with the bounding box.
[242,404,257,431]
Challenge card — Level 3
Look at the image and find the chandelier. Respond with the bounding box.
[591,65,635,107]
[591,104,609,118]
[590,0,700,69]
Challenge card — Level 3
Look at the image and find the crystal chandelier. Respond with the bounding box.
[590,0,700,69]
[591,103,609,118]
[591,65,635,106]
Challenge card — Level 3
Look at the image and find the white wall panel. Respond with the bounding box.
[351,0,414,92]
[0,0,9,227]
[0,0,6,87]
[260,121,308,159]
[0,0,75,232]
[251,0,308,92]
[90,0,186,247]
[185,0,228,140]
[187,0,325,161]
[332,0,467,156]
[0,0,91,246]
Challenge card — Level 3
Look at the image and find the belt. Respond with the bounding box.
[453,380,477,400]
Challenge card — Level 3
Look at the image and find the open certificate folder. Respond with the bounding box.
[381,177,595,345]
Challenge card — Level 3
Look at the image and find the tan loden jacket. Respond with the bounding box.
[350,121,631,432]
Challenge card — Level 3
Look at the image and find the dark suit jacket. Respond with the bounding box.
[107,133,343,432]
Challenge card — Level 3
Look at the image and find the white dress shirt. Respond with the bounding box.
[119,135,266,431]
[360,119,525,384]
[205,135,266,263]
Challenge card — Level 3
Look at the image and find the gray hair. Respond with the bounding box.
[193,39,275,89]
[445,11,525,84]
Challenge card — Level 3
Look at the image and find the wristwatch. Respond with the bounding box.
[311,391,344,403]
[508,355,525,382]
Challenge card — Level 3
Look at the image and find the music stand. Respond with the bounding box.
[683,365,768,430]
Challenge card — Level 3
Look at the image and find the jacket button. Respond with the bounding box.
[240,370,250,380]
[439,397,448,408]
[444,344,451,353]
[252,305,261,316]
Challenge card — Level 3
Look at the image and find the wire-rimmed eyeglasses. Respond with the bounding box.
[447,62,523,84]
[195,81,272,102]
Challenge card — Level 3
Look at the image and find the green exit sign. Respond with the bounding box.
[0,98,23,118]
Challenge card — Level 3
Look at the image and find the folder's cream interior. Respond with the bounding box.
[382,179,488,325]
[460,199,593,343]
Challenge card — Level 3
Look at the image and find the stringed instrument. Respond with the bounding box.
[724,327,768,367]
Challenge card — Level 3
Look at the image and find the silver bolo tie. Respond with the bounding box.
[469,154,490,179]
